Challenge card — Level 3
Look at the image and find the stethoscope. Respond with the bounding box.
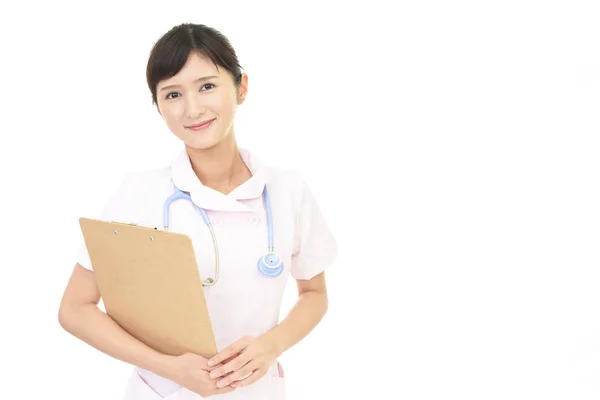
[162,184,283,286]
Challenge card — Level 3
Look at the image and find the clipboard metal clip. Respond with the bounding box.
[110,221,159,232]
[111,221,137,235]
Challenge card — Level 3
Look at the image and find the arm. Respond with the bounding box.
[57,264,176,377]
[264,271,328,356]
[206,177,336,388]
[58,264,235,397]
[206,272,329,388]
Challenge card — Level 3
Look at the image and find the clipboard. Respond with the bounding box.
[78,217,217,358]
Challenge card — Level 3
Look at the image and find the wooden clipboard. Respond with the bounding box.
[78,217,217,358]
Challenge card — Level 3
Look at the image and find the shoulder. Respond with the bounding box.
[263,164,312,204]
[99,166,172,225]
[265,165,306,190]
[248,148,314,206]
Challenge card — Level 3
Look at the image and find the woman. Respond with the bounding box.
[58,23,337,399]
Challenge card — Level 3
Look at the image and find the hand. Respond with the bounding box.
[207,335,281,389]
[165,353,237,397]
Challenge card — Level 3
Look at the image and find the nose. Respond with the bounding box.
[185,93,206,119]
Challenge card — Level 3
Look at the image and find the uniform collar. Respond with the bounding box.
[170,147,269,212]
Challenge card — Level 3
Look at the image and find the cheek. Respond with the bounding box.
[162,106,184,127]
[209,93,236,117]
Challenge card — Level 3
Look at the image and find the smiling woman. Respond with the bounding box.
[58,22,338,400]
[146,25,246,156]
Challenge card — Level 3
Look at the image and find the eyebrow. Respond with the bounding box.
[159,75,219,92]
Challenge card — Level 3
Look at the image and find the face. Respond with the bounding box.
[155,52,248,150]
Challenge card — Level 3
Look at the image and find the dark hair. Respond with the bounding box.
[146,23,243,105]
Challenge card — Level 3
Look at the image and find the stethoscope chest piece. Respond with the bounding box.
[258,252,284,277]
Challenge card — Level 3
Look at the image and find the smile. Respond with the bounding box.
[185,118,215,131]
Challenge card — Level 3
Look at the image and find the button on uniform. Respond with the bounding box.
[212,218,223,227]
[250,216,260,225]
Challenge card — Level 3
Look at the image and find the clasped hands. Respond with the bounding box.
[167,334,280,397]
[208,334,280,388]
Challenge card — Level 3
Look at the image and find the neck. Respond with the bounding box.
[185,138,251,195]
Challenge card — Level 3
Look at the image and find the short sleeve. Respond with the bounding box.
[290,178,338,280]
[75,173,139,271]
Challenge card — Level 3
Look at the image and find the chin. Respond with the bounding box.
[181,134,223,151]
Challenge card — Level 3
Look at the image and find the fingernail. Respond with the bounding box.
[208,360,215,367]
[209,372,217,379]
[217,380,225,388]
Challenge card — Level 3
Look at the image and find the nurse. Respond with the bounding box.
[58,23,338,399]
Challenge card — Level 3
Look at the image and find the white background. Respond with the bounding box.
[0,1,599,399]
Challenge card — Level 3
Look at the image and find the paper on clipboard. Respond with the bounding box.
[78,217,217,358]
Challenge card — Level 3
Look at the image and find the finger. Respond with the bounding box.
[206,363,221,372]
[207,353,238,371]
[210,352,252,380]
[208,337,252,367]
[206,356,234,372]
[230,366,267,388]
[216,361,258,388]
[214,385,236,395]
[207,346,240,368]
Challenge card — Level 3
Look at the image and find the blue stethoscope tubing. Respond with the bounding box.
[162,185,283,286]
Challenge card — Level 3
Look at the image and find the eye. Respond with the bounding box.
[201,83,216,91]
[165,92,180,100]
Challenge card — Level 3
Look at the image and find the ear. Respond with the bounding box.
[237,73,249,105]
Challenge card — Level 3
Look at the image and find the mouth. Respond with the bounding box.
[185,118,216,131]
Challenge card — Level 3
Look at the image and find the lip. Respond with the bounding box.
[185,118,215,131]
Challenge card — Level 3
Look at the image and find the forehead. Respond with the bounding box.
[157,52,222,88]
